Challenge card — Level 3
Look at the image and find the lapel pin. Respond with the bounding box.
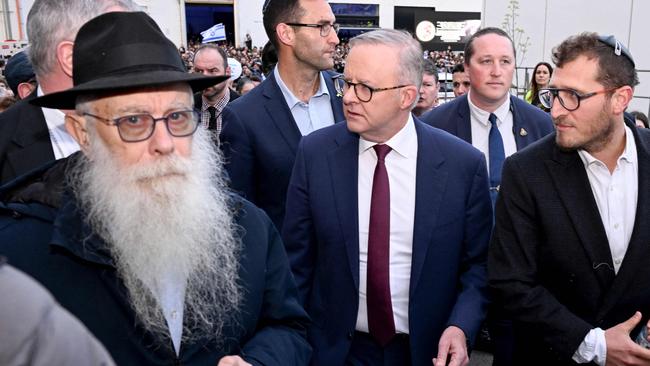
[519,128,528,136]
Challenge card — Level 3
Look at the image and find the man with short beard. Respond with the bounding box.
[192,44,239,135]
[220,0,345,231]
[489,33,650,366]
[0,11,310,366]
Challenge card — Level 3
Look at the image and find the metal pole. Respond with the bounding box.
[2,0,12,40]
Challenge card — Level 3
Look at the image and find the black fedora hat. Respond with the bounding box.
[32,11,228,109]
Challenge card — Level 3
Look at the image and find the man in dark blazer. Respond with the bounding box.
[220,0,344,230]
[489,33,650,366]
[421,28,553,366]
[0,0,139,185]
[283,29,492,366]
[421,27,553,196]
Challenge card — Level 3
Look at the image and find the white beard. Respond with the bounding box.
[68,126,241,344]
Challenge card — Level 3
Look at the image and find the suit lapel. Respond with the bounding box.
[457,96,472,144]
[327,127,361,289]
[546,146,615,292]
[598,126,650,318]
[510,95,533,150]
[323,71,345,122]
[262,72,302,154]
[409,120,447,297]
[8,95,55,176]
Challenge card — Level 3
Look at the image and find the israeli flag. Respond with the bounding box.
[201,23,226,43]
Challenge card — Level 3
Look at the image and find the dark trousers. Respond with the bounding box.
[346,331,411,366]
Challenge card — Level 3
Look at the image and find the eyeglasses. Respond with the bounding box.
[334,75,410,103]
[538,87,616,112]
[83,110,200,143]
[285,22,340,37]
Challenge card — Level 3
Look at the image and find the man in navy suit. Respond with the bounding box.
[220,0,344,230]
[421,27,553,196]
[283,29,492,366]
[421,28,553,365]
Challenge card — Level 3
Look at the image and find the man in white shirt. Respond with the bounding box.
[0,0,140,184]
[282,28,492,366]
[489,32,650,366]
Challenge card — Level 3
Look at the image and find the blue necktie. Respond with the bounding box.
[488,113,505,205]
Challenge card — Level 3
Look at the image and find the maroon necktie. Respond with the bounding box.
[367,144,395,347]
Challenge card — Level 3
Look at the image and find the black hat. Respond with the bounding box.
[597,34,635,68]
[33,12,228,109]
[4,50,35,96]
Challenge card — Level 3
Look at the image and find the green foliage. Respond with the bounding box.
[500,0,531,67]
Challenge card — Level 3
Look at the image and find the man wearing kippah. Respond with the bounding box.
[489,32,650,366]
[0,11,310,366]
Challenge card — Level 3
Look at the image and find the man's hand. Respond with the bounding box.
[605,311,650,366]
[217,355,252,366]
[432,325,469,366]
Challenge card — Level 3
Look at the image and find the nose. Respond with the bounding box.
[490,63,503,76]
[148,120,175,156]
[342,84,357,104]
[329,30,340,45]
[549,96,567,120]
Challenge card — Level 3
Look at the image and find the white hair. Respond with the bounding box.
[27,0,141,77]
[67,116,241,344]
[349,29,424,90]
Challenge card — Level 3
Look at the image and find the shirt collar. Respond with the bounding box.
[578,124,637,167]
[201,89,230,112]
[274,66,330,109]
[38,85,66,129]
[467,90,511,127]
[358,113,417,159]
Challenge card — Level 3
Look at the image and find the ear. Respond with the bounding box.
[56,41,74,78]
[65,113,91,153]
[225,66,232,76]
[275,23,295,47]
[17,82,36,99]
[610,85,634,115]
[401,85,419,110]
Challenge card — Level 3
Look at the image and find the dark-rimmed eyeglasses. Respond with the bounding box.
[285,22,340,37]
[83,110,200,143]
[538,87,616,112]
[333,75,410,103]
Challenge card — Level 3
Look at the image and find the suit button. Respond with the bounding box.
[347,331,354,339]
[11,211,21,219]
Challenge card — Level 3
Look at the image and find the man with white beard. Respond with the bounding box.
[0,11,310,366]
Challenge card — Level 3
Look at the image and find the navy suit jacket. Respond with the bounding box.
[420,94,554,150]
[220,70,344,230]
[282,118,492,365]
[0,91,54,185]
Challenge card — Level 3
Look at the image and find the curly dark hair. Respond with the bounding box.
[551,32,638,89]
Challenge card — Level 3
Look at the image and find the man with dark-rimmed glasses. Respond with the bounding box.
[220,0,345,231]
[283,28,492,366]
[0,11,310,366]
[489,32,650,366]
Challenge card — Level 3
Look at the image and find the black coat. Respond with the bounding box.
[489,120,650,365]
[0,157,312,365]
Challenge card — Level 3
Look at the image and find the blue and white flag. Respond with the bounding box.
[201,23,226,43]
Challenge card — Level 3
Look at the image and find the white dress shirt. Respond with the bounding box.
[467,91,517,173]
[274,66,335,136]
[356,114,417,334]
[154,270,187,356]
[572,125,638,365]
[38,86,79,159]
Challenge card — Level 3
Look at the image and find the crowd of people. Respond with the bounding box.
[1,1,650,366]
